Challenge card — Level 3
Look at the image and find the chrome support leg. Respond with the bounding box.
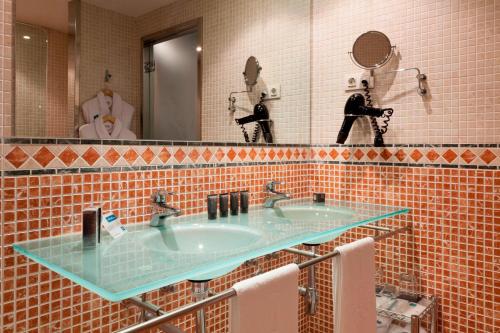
[125,295,186,333]
[139,294,147,322]
[411,315,420,333]
[431,298,438,333]
[305,245,318,315]
[192,282,209,333]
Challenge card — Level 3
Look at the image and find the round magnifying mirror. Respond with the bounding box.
[351,31,393,69]
[243,56,262,86]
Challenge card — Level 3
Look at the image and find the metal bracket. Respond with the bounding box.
[376,67,427,96]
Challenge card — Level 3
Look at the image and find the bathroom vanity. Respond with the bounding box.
[13,200,409,302]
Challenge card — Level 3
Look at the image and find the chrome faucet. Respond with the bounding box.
[263,180,291,208]
[150,190,182,227]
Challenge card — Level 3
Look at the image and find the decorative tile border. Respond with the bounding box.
[1,142,311,173]
[310,144,500,169]
[2,142,499,173]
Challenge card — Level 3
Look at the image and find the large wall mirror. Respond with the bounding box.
[11,0,311,144]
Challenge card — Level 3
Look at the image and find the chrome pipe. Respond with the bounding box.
[192,282,209,333]
[143,313,186,333]
[119,226,411,333]
[373,226,411,242]
[283,247,320,258]
[305,246,318,315]
[119,289,237,333]
[125,296,186,333]
[125,296,164,317]
[360,225,392,232]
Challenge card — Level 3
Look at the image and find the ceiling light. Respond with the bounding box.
[23,35,31,40]
[196,46,202,52]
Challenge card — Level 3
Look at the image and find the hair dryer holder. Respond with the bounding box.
[336,93,393,145]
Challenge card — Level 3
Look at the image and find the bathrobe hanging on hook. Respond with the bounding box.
[82,91,135,130]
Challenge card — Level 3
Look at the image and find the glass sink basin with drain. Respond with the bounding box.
[13,199,409,302]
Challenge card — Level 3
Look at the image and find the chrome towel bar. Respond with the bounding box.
[119,225,411,333]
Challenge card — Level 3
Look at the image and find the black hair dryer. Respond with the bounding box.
[235,94,274,143]
[336,93,392,145]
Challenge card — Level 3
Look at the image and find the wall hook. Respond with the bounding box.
[104,69,112,83]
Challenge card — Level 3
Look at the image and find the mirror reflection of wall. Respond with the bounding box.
[12,0,311,144]
[14,0,76,138]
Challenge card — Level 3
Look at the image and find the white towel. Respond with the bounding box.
[377,315,393,333]
[388,322,427,333]
[229,264,299,333]
[334,237,377,333]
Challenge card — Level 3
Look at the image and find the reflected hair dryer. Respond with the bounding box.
[336,93,392,145]
[235,94,274,143]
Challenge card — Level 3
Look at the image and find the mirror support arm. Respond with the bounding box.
[375,67,427,96]
[228,90,252,113]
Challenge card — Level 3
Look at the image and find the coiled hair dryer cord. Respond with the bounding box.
[362,80,393,145]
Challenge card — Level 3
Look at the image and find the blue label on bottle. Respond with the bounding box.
[105,214,117,223]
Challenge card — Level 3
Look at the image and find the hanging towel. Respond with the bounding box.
[376,315,393,333]
[229,264,299,333]
[82,92,135,129]
[388,322,427,333]
[333,237,377,333]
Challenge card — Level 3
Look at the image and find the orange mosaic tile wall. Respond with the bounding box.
[1,162,313,332]
[308,163,499,333]
[1,141,499,332]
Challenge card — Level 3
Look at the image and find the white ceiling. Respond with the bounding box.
[83,0,179,17]
[16,0,181,33]
[16,0,69,33]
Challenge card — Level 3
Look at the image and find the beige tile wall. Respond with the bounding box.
[311,0,500,145]
[79,2,142,137]
[13,24,73,138]
[46,29,72,138]
[14,23,47,137]
[105,0,311,144]
[0,0,13,137]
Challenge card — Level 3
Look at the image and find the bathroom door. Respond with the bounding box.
[143,29,201,140]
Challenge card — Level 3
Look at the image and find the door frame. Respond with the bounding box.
[140,18,203,140]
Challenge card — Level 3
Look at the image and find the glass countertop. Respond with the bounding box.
[13,199,409,302]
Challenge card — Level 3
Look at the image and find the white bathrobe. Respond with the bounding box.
[79,117,136,140]
[82,92,135,130]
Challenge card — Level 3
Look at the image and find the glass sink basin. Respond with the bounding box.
[13,199,409,301]
[269,205,354,244]
[272,205,354,222]
[138,224,263,281]
[140,224,262,254]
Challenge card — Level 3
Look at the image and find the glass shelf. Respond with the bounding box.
[13,199,409,302]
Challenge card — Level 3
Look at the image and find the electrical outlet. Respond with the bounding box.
[263,84,281,100]
[345,72,374,91]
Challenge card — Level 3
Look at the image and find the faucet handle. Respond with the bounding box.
[265,180,285,192]
[153,190,176,203]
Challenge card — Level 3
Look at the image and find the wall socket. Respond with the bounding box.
[263,84,281,100]
[345,72,374,91]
